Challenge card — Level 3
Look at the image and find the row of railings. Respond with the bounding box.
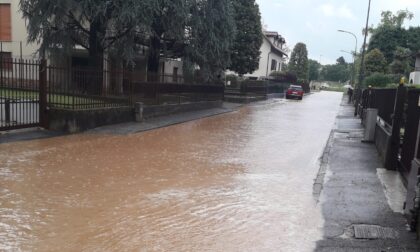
[357,86,419,178]
[356,85,420,234]
[0,57,225,131]
[0,58,44,130]
[225,79,310,97]
[47,64,224,109]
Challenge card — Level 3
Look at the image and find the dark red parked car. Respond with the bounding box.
[285,85,304,100]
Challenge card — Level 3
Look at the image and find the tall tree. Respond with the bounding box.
[364,48,387,76]
[20,0,154,68]
[367,10,413,64]
[228,0,263,76]
[377,9,413,29]
[147,0,189,75]
[288,42,308,81]
[308,59,321,81]
[390,46,412,75]
[184,0,235,82]
[336,56,346,65]
[368,27,408,64]
[320,62,350,83]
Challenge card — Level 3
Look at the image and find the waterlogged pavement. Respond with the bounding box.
[0,92,342,251]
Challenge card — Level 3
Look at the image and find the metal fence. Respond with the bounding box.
[400,89,420,174]
[0,57,42,130]
[47,65,132,109]
[0,57,225,131]
[359,88,397,125]
[131,81,224,105]
[230,80,298,96]
[46,65,224,108]
[359,86,420,179]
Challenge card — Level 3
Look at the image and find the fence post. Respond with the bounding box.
[404,119,420,234]
[39,59,48,129]
[5,99,10,123]
[385,84,407,170]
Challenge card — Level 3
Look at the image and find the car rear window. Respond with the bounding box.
[290,86,302,91]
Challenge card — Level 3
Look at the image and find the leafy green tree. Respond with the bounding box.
[288,43,308,81]
[364,73,392,87]
[368,27,408,64]
[185,0,235,82]
[308,59,321,81]
[228,0,263,76]
[147,0,190,74]
[367,10,413,64]
[365,49,387,76]
[377,9,413,29]
[390,47,412,75]
[336,56,346,65]
[407,27,420,53]
[320,64,350,82]
[20,0,154,68]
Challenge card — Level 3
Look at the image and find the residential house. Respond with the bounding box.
[234,30,288,79]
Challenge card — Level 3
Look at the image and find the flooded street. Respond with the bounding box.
[1,92,342,251]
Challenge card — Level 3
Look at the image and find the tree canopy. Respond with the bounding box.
[320,63,350,83]
[20,0,267,81]
[390,46,412,75]
[308,59,321,81]
[228,0,263,76]
[184,0,235,82]
[20,0,154,67]
[365,48,387,76]
[288,42,308,81]
[336,56,346,65]
[367,10,418,65]
[146,0,190,74]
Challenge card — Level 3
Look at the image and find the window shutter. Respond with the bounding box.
[0,4,12,41]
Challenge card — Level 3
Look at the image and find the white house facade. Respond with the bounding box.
[409,53,420,85]
[243,31,288,79]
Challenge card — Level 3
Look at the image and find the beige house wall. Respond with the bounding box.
[0,0,39,59]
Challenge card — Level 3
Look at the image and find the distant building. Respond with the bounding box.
[409,53,420,85]
[227,31,288,79]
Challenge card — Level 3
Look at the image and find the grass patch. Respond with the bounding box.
[322,87,346,92]
[0,87,106,106]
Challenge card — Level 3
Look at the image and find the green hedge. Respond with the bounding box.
[364,73,399,87]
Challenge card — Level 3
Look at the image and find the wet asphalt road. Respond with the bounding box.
[0,92,342,251]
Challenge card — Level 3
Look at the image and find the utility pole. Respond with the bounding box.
[355,0,372,116]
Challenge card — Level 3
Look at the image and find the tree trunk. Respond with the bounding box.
[147,35,161,82]
[87,20,104,95]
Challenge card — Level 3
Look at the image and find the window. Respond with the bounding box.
[271,59,277,71]
[0,4,12,41]
[173,67,178,83]
[0,52,12,70]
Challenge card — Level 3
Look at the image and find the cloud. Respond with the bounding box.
[319,3,356,20]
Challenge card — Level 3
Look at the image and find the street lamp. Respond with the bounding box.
[337,30,358,84]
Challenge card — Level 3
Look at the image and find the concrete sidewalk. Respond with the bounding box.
[0,102,244,144]
[315,95,420,251]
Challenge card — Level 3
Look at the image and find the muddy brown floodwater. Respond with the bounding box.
[0,92,342,251]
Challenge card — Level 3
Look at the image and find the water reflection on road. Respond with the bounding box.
[0,92,342,251]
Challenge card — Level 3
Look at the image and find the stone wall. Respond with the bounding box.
[49,107,134,133]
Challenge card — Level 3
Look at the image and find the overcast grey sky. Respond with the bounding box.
[256,0,420,65]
